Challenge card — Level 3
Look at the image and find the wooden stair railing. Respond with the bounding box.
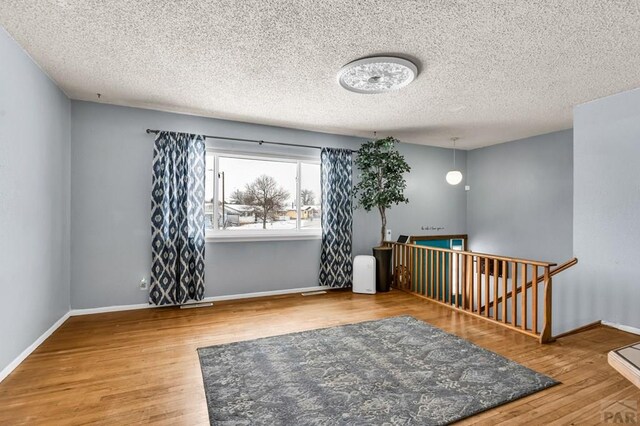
[482,258,578,312]
[384,241,574,344]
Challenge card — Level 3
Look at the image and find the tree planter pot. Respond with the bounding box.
[372,246,393,292]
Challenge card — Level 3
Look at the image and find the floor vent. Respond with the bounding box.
[179,302,214,309]
[301,291,327,297]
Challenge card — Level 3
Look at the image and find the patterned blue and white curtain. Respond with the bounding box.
[319,148,353,288]
[150,131,206,305]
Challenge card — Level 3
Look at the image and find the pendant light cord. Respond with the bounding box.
[452,137,459,168]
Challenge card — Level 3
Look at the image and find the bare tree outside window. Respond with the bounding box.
[244,175,290,229]
[299,189,315,205]
[229,188,254,205]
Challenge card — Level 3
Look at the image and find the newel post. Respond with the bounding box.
[539,266,554,343]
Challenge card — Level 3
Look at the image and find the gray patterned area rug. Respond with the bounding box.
[198,316,557,425]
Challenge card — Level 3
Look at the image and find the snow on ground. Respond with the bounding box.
[227,219,320,230]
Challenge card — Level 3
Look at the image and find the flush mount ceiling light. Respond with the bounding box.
[338,56,418,94]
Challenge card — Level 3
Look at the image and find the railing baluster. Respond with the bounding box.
[511,262,518,327]
[422,247,426,296]
[467,254,473,311]
[398,243,402,288]
[422,248,426,296]
[416,249,424,294]
[447,252,453,304]
[434,250,438,300]
[396,244,400,287]
[412,246,416,291]
[521,263,527,331]
[402,246,409,289]
[456,252,461,308]
[532,265,538,333]
[398,244,402,288]
[430,249,435,298]
[462,254,469,310]
[423,247,427,296]
[484,257,490,316]
[442,251,447,302]
[459,253,464,308]
[407,247,413,291]
[437,251,441,301]
[438,251,442,301]
[411,246,415,292]
[501,260,507,323]
[423,248,428,296]
[406,245,410,290]
[400,243,403,288]
[432,248,436,298]
[493,258,498,320]
[476,256,481,314]
[396,244,401,289]
[437,250,441,300]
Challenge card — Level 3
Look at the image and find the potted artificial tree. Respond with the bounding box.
[354,136,411,292]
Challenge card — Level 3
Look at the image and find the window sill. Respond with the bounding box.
[206,231,322,243]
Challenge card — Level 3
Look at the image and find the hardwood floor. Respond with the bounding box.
[1,289,638,425]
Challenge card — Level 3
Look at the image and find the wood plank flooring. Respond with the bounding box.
[0,289,638,425]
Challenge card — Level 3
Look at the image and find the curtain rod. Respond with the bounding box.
[145,129,358,153]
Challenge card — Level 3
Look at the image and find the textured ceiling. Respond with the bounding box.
[1,1,639,149]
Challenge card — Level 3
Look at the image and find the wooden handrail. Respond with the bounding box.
[385,241,574,344]
[483,258,578,311]
[384,241,557,267]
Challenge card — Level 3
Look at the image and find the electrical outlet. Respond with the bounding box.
[139,277,148,291]
[385,229,392,241]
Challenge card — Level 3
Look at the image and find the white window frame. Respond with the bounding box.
[205,149,322,243]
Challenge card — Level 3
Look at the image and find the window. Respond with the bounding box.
[205,151,321,241]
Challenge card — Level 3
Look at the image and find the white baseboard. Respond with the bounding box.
[0,311,71,383]
[602,320,640,336]
[69,285,333,316]
[202,285,333,302]
[0,285,333,383]
[69,303,150,316]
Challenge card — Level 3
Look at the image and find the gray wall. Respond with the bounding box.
[0,29,70,372]
[70,101,467,309]
[573,88,640,330]
[384,143,467,242]
[466,129,576,333]
[466,130,573,261]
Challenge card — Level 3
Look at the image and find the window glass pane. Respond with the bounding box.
[299,162,321,229]
[218,156,297,231]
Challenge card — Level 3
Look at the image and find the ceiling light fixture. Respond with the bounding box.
[446,137,463,185]
[338,56,418,94]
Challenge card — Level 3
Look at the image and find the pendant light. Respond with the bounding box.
[446,137,463,185]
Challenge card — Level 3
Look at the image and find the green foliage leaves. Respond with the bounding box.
[353,137,411,212]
